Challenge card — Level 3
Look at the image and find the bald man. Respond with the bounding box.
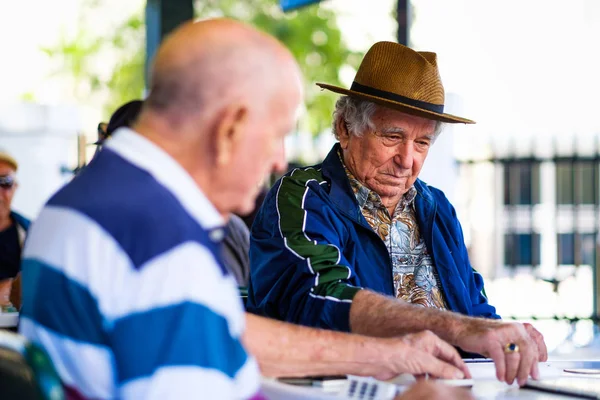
[19,19,471,400]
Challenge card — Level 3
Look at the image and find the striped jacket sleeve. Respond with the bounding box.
[249,168,361,332]
[20,205,260,399]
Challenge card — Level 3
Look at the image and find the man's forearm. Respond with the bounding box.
[243,313,391,378]
[349,289,477,345]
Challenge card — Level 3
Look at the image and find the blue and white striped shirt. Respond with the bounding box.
[20,128,260,399]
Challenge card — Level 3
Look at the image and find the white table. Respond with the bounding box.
[469,360,600,399]
[261,360,600,399]
[0,312,18,328]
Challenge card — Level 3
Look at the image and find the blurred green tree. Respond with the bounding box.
[41,0,358,136]
[39,1,144,110]
[195,0,360,134]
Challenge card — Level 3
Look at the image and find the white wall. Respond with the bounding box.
[0,104,81,219]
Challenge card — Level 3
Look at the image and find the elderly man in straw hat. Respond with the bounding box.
[248,41,548,386]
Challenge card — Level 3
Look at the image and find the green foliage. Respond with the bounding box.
[195,0,359,133]
[260,8,356,134]
[104,13,146,114]
[39,0,145,115]
[40,24,105,100]
[43,0,357,133]
[19,92,37,102]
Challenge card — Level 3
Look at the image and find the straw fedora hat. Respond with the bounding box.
[317,41,475,124]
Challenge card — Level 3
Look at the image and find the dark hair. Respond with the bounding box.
[106,100,144,135]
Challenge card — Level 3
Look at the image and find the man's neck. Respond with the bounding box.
[134,120,227,222]
[381,198,401,217]
[0,214,13,232]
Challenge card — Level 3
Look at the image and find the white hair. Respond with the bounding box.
[332,95,445,141]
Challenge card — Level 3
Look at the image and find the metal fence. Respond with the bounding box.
[457,135,600,323]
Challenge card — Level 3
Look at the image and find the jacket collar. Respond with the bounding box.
[10,211,28,247]
[414,179,434,208]
[321,144,367,226]
[10,211,30,231]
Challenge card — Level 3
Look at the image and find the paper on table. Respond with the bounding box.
[386,361,564,386]
[261,378,339,400]
[467,361,564,380]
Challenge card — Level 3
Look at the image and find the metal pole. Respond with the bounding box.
[145,0,194,87]
[595,134,600,320]
[397,0,410,46]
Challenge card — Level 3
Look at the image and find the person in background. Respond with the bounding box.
[20,19,471,399]
[223,213,251,286]
[0,150,29,310]
[248,41,547,387]
[93,100,143,157]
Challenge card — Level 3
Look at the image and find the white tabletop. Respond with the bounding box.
[0,312,18,328]
[261,360,600,399]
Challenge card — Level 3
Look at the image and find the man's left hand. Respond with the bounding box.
[453,319,546,387]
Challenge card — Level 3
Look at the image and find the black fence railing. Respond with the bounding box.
[457,136,600,322]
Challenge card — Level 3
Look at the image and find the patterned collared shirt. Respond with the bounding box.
[341,153,448,309]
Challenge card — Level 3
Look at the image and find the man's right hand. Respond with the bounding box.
[375,330,471,381]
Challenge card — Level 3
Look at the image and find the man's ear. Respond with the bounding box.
[214,103,248,167]
[335,116,350,149]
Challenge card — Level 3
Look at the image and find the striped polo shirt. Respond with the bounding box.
[19,128,260,399]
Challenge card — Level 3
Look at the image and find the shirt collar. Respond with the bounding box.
[338,149,417,213]
[105,127,225,230]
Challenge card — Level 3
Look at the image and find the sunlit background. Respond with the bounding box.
[2,0,600,357]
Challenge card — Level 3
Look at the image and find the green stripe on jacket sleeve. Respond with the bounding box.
[277,168,361,301]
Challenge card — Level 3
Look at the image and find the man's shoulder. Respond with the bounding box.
[268,165,329,204]
[280,165,326,188]
[257,165,329,221]
[415,180,459,225]
[415,179,452,204]
[49,150,187,222]
[43,152,215,269]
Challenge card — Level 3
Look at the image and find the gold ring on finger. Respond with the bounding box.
[504,343,519,354]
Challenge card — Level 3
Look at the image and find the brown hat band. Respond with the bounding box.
[350,81,444,114]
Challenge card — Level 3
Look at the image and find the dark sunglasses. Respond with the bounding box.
[0,175,15,189]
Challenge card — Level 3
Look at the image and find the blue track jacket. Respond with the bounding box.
[248,144,500,332]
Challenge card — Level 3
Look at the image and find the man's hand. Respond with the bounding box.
[454,319,546,386]
[375,331,471,381]
[395,381,474,400]
[347,290,548,385]
[524,322,548,361]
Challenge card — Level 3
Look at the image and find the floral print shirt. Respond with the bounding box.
[341,154,448,310]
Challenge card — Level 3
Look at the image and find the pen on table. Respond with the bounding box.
[278,375,347,387]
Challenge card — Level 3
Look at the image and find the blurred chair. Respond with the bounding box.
[239,286,249,309]
[223,214,251,287]
[0,331,64,400]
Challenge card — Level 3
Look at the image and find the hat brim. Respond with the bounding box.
[316,83,475,124]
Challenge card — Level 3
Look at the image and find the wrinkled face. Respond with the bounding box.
[339,107,437,207]
[0,162,17,220]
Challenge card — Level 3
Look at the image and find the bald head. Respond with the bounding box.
[145,18,301,123]
[136,18,303,217]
